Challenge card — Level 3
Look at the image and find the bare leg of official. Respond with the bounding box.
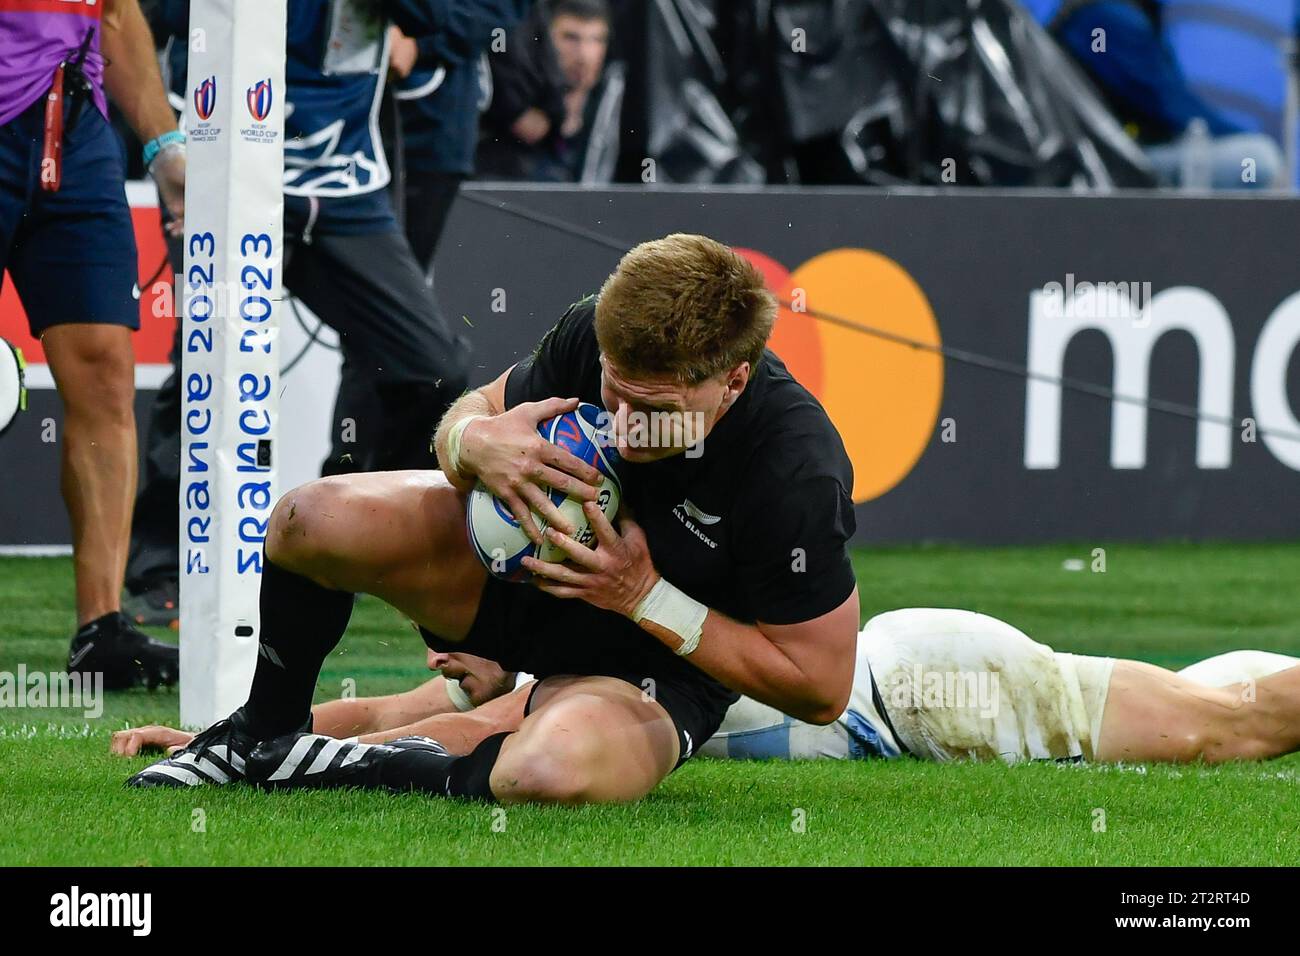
[42,324,137,625]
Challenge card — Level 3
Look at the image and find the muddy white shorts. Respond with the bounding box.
[862,608,1115,763]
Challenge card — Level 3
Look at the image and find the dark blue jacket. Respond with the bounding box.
[395,0,534,175]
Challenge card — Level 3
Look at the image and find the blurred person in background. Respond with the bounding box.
[1043,0,1283,189]
[124,1,481,628]
[1,0,182,686]
[388,0,536,272]
[477,0,611,182]
[319,2,534,491]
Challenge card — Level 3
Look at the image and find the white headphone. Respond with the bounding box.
[0,339,26,438]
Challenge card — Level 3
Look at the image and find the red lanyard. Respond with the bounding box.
[41,62,66,193]
[41,26,95,195]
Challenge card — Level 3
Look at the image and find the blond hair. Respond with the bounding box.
[594,234,776,384]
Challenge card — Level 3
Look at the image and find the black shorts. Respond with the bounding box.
[421,576,738,770]
[518,674,721,771]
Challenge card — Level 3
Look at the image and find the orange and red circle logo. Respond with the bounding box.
[736,248,944,503]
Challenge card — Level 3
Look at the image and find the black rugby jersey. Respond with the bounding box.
[505,297,857,628]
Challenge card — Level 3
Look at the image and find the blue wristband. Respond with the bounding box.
[142,130,186,168]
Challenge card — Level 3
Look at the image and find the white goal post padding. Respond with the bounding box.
[180,0,288,730]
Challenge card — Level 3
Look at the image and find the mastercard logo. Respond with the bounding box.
[735,248,944,504]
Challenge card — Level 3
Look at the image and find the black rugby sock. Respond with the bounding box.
[378,732,511,802]
[242,556,354,739]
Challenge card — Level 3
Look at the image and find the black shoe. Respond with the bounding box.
[67,612,178,691]
[125,709,274,789]
[122,580,179,630]
[246,733,451,792]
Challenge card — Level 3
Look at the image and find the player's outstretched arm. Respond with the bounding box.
[110,677,462,756]
[310,677,461,739]
[110,725,195,757]
[357,681,534,754]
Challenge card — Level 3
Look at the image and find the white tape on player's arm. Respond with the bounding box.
[633,578,708,656]
[444,678,474,713]
[446,414,489,477]
[445,672,536,713]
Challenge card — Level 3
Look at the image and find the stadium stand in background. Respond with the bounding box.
[1027,0,1300,187]
[1164,0,1298,185]
[103,1,1295,190]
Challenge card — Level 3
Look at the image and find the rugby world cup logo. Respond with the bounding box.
[246,78,273,122]
[193,76,217,121]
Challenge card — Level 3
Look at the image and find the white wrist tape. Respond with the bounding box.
[444,677,474,713]
[633,578,707,656]
[446,414,487,478]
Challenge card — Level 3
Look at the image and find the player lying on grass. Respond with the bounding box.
[114,609,1300,769]
[126,234,863,802]
[111,648,530,759]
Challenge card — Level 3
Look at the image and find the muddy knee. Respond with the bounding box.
[266,479,350,569]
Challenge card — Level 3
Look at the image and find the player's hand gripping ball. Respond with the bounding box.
[467,402,621,580]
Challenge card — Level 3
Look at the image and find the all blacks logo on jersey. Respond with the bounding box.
[672,498,721,549]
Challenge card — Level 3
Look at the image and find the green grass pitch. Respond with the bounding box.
[2,542,1299,866]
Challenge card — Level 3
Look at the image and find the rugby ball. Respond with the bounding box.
[0,338,25,438]
[466,403,621,580]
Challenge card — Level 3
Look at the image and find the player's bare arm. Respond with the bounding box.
[108,685,454,758]
[678,592,860,725]
[321,675,457,740]
[528,502,858,723]
[112,650,531,757]
[359,683,532,753]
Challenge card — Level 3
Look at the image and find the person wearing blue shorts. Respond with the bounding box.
[0,0,184,687]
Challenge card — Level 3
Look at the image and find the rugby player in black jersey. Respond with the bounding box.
[128,234,860,803]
